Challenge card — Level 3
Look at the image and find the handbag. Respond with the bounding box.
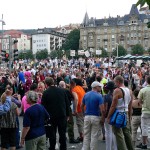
[110,88,127,128]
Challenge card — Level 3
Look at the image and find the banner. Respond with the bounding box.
[70,50,75,56]
[96,50,102,55]
[85,51,90,57]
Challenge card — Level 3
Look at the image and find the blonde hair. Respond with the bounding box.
[38,82,45,88]
[1,92,7,104]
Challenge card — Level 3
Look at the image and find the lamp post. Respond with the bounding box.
[0,14,6,59]
[116,43,119,66]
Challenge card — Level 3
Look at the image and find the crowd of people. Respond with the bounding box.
[0,57,150,150]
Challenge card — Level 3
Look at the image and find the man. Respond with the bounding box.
[71,79,85,142]
[137,75,150,149]
[59,81,79,144]
[41,77,70,150]
[107,75,134,150]
[82,81,105,150]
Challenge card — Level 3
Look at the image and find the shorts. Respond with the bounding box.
[141,113,150,137]
[1,128,16,148]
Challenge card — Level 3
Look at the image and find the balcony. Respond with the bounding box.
[120,35,125,41]
[144,35,149,39]
[50,35,54,39]
[50,40,54,44]
[103,38,108,42]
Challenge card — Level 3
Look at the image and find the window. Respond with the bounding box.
[138,33,141,37]
[127,34,129,37]
[131,26,133,30]
[97,39,100,42]
[134,26,136,30]
[131,33,133,37]
[97,36,100,39]
[112,28,114,32]
[134,33,137,37]
[120,27,124,32]
[104,35,107,39]
[84,36,87,40]
[104,28,107,32]
[104,41,107,45]
[138,26,141,30]
[145,26,148,30]
[144,19,148,23]
[97,29,100,33]
[112,35,115,38]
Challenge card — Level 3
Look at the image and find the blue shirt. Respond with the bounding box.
[82,91,103,116]
[0,96,11,115]
[23,104,50,141]
[18,72,25,84]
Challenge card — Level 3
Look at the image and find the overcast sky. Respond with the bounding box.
[0,0,139,30]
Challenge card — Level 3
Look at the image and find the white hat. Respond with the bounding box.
[91,81,103,88]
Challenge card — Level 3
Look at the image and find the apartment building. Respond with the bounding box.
[80,4,150,54]
[0,30,31,51]
[32,28,67,54]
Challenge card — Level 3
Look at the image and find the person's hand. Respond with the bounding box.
[20,138,25,147]
[107,117,110,124]
[17,94,21,100]
[5,89,12,96]
[100,118,105,126]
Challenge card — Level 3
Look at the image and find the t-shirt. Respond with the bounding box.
[72,86,85,113]
[82,91,103,116]
[23,104,49,141]
[21,95,31,113]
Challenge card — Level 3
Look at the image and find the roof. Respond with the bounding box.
[81,4,149,27]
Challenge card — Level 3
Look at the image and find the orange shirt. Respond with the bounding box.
[72,86,85,113]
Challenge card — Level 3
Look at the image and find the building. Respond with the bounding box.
[32,28,67,54]
[55,24,80,34]
[0,30,31,52]
[139,6,150,15]
[80,4,150,54]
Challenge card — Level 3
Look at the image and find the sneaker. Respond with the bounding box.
[77,137,83,142]
[136,143,147,149]
[69,139,80,144]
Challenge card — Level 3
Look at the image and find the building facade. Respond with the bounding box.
[80,4,150,54]
[55,24,80,34]
[0,30,31,52]
[32,28,67,54]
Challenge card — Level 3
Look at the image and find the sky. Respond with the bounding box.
[0,0,139,30]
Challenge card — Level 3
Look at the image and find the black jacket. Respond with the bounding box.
[41,86,70,118]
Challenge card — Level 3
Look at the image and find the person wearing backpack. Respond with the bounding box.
[104,81,117,150]
[107,75,134,150]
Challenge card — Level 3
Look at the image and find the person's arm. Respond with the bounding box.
[81,96,85,114]
[100,104,105,125]
[0,96,11,115]
[20,127,30,146]
[72,92,78,114]
[128,90,133,122]
[107,88,120,122]
[11,96,21,108]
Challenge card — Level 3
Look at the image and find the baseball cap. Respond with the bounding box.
[91,81,103,88]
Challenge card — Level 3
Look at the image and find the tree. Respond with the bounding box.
[62,29,80,51]
[36,49,48,60]
[18,50,34,59]
[49,50,58,59]
[131,44,145,55]
[136,0,150,28]
[113,45,127,56]
[101,48,108,57]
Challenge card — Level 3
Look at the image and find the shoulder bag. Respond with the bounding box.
[110,88,127,128]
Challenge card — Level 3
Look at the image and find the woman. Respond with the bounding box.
[37,82,45,104]
[21,91,50,150]
[131,89,142,147]
[0,89,19,150]
[104,81,117,150]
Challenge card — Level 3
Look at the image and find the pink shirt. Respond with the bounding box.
[21,95,41,112]
[21,95,31,113]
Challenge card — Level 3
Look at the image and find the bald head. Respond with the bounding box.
[59,81,66,89]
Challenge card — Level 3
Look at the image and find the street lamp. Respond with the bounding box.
[0,14,6,56]
[116,43,119,66]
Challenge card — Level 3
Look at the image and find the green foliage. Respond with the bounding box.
[62,29,80,50]
[136,0,150,28]
[113,45,127,56]
[131,44,145,55]
[36,49,48,60]
[101,48,108,57]
[18,50,34,59]
[136,0,150,7]
[49,50,58,59]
